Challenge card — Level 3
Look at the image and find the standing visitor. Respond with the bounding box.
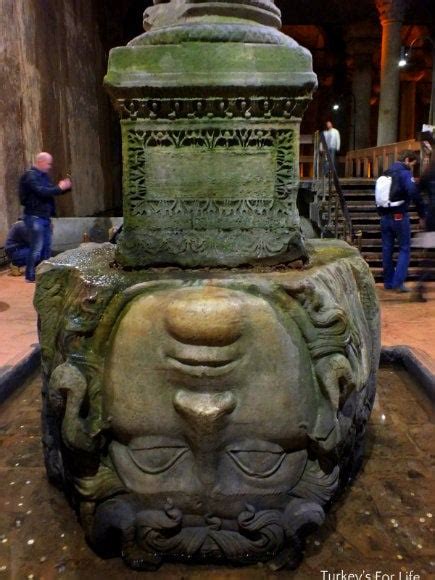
[377,150,425,292]
[413,160,435,301]
[19,152,72,282]
[322,120,341,174]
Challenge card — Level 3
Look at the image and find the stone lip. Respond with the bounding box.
[381,345,435,403]
[0,344,41,405]
[128,23,290,47]
[37,239,358,278]
[105,41,317,96]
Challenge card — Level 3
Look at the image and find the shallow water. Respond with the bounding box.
[0,367,433,579]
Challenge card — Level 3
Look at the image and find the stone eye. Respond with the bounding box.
[128,444,189,475]
[227,441,286,478]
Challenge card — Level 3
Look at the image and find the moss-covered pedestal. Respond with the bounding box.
[36,1,380,572]
[104,0,316,268]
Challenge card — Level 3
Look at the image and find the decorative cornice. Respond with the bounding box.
[114,97,311,121]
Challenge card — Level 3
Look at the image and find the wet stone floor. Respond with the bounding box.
[0,367,434,580]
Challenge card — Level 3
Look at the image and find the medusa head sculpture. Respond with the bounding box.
[38,249,379,571]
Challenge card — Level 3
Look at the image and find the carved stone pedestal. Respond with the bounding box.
[36,240,379,571]
[104,0,316,268]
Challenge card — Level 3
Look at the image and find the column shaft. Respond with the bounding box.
[377,19,402,145]
[352,63,373,149]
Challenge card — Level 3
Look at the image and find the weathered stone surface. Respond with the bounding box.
[105,0,317,268]
[35,240,380,570]
[141,0,282,32]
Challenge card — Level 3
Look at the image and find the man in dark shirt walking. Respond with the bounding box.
[377,150,425,292]
[19,152,71,282]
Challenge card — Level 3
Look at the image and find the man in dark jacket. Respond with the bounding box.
[377,150,426,292]
[20,152,71,282]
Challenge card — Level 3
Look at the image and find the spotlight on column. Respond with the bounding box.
[398,46,407,67]
[332,103,340,111]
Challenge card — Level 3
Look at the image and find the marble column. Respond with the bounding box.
[345,24,379,150]
[375,0,409,145]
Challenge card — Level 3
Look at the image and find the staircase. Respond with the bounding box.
[340,178,433,281]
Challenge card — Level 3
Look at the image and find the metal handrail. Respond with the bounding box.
[317,131,354,243]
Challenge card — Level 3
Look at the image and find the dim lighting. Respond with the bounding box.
[398,37,435,125]
[398,46,407,67]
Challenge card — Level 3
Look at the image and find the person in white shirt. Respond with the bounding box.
[322,120,341,174]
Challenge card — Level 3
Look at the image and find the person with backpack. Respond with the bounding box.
[19,152,71,282]
[375,150,426,292]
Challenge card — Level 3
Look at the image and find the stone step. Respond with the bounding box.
[345,202,421,212]
[354,226,410,235]
[349,214,420,223]
[370,266,435,280]
[315,178,431,283]
[342,189,374,196]
[358,238,435,247]
[345,202,378,210]
[362,253,431,264]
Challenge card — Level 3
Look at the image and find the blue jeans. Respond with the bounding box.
[323,149,337,175]
[6,246,30,267]
[24,215,52,281]
[380,213,410,289]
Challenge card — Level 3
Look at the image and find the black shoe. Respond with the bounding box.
[411,292,427,302]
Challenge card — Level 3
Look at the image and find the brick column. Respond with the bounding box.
[375,0,409,145]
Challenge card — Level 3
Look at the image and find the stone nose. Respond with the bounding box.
[164,288,243,347]
[173,390,237,431]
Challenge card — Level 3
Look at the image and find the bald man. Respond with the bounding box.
[19,152,71,282]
